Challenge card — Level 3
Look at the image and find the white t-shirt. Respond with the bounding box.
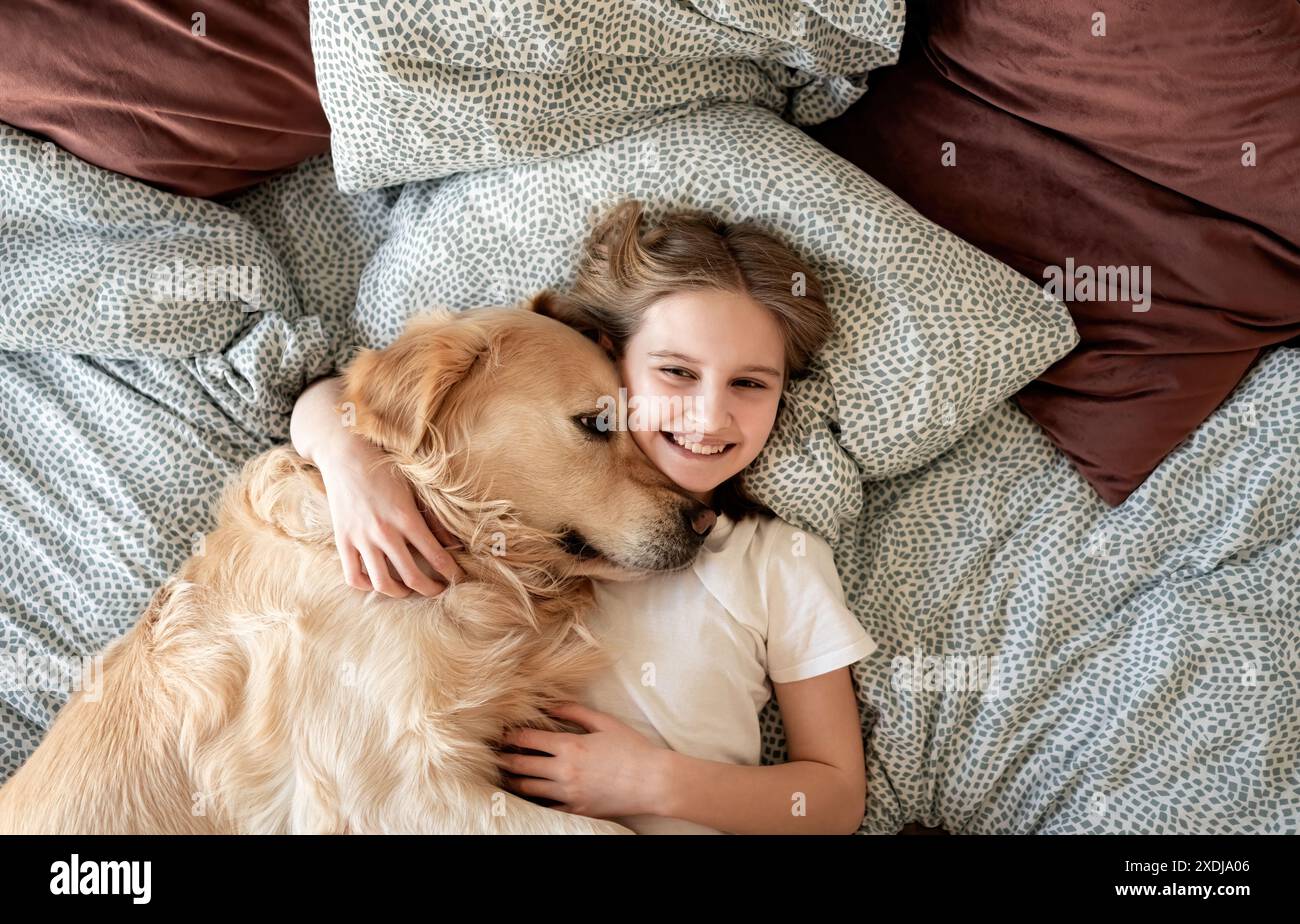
[579,511,878,835]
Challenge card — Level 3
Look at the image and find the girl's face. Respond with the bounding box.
[609,289,787,507]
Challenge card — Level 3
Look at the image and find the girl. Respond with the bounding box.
[290,199,877,835]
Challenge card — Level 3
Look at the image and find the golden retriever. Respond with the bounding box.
[0,301,716,833]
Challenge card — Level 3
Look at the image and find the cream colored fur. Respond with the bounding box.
[0,303,708,834]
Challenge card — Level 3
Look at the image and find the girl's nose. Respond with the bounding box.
[685,388,731,435]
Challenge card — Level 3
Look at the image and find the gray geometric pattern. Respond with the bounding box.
[310,0,907,192]
[793,348,1300,833]
[5,51,1283,833]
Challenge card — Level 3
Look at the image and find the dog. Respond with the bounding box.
[0,300,716,833]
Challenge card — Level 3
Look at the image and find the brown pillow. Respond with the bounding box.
[809,2,1300,505]
[0,0,330,199]
[925,0,1300,248]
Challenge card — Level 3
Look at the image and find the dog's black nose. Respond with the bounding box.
[686,505,717,537]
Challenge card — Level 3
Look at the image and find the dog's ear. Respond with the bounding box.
[526,289,603,345]
[338,312,493,457]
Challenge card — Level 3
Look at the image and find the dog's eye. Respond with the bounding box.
[573,413,612,441]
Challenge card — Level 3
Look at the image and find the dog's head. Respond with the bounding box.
[338,304,715,576]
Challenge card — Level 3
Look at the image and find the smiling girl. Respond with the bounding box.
[290,199,877,834]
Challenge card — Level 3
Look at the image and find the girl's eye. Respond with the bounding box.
[661,367,766,389]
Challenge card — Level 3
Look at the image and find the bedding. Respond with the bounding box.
[309,0,908,192]
[809,29,1300,508]
[2,1,1295,834]
[925,0,1300,242]
[821,340,1300,833]
[0,0,331,199]
[810,0,1300,506]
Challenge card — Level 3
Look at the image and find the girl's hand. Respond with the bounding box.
[493,702,670,820]
[316,435,467,598]
[291,374,467,598]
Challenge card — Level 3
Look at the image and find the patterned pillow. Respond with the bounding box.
[309,0,907,192]
[347,103,1079,540]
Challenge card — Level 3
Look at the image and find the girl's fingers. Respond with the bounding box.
[338,540,372,592]
[546,701,605,731]
[407,525,466,586]
[502,726,566,754]
[359,546,409,598]
[500,772,564,804]
[422,506,465,557]
[382,538,447,598]
[495,750,556,780]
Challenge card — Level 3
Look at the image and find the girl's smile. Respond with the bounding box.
[661,429,737,458]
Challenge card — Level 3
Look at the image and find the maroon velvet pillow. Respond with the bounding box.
[0,0,330,199]
[810,1,1300,505]
[925,0,1300,249]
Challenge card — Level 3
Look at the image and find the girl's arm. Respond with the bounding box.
[291,375,356,469]
[290,374,466,596]
[649,667,866,834]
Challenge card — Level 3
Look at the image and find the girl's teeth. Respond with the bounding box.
[672,433,727,455]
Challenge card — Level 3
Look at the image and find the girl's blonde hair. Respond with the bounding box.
[532,198,835,521]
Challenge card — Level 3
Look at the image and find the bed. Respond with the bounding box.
[1,0,1295,833]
